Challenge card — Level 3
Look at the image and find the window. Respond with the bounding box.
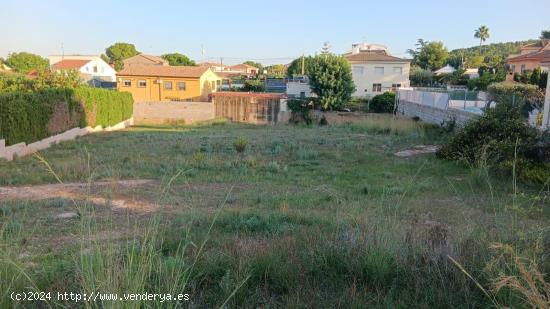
[352,66,364,75]
[300,91,306,98]
[85,67,89,72]
[375,67,384,75]
[211,81,215,89]
[511,65,516,73]
[391,84,401,90]
[177,82,186,91]
[372,83,382,92]
[93,66,98,73]
[393,67,402,75]
[123,80,131,87]
[520,64,526,73]
[164,81,173,90]
[138,80,146,88]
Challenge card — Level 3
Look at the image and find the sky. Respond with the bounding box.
[1,0,549,65]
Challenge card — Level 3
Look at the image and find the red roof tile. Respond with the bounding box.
[52,59,90,70]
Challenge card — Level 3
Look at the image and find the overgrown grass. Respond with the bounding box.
[0,119,548,307]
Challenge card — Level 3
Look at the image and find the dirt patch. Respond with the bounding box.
[0,179,158,213]
[394,145,439,157]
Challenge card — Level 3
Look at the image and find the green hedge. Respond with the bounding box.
[0,87,133,146]
[74,87,133,127]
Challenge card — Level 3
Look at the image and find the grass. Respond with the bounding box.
[0,114,548,308]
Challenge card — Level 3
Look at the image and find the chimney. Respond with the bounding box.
[352,44,360,54]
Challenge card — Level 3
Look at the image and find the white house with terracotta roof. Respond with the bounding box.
[344,42,411,98]
[48,55,116,85]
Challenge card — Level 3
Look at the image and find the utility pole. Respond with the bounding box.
[61,42,64,61]
[301,53,305,75]
[220,57,223,71]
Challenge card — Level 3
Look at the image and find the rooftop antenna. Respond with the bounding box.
[201,44,205,58]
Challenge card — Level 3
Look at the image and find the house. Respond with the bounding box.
[0,63,12,72]
[198,62,230,72]
[506,39,550,74]
[434,64,456,76]
[229,64,259,76]
[123,54,168,67]
[116,64,221,102]
[286,75,313,98]
[344,42,411,98]
[49,55,116,86]
[464,68,480,79]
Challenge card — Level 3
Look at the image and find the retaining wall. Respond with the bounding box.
[134,101,215,125]
[397,100,479,126]
[0,118,133,161]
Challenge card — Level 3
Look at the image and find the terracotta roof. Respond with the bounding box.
[116,64,211,78]
[213,92,286,99]
[507,50,550,63]
[124,54,167,65]
[52,59,90,70]
[344,51,410,62]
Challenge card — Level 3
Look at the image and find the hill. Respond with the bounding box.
[447,40,539,68]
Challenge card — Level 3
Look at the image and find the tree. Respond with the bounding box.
[264,64,286,78]
[308,53,355,110]
[540,30,550,39]
[408,39,449,71]
[409,65,434,87]
[105,43,139,71]
[5,52,49,73]
[464,55,484,69]
[474,25,490,54]
[161,53,196,66]
[243,61,263,72]
[286,55,315,77]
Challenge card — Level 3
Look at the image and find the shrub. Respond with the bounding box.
[242,79,265,92]
[437,102,549,184]
[0,88,82,146]
[487,82,545,117]
[0,87,133,145]
[74,87,133,127]
[233,137,248,153]
[369,92,396,113]
[287,99,313,125]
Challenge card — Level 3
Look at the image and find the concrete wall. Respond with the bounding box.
[0,118,133,161]
[133,101,215,125]
[397,100,479,126]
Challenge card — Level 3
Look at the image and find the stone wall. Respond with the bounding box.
[0,118,133,161]
[134,101,215,125]
[397,100,479,126]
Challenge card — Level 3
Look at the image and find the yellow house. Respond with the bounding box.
[116,65,221,102]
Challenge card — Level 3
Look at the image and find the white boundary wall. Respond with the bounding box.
[0,118,133,161]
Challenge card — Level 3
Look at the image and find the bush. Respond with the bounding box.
[369,92,396,113]
[437,102,550,184]
[0,87,133,146]
[0,88,81,146]
[233,137,248,153]
[74,87,133,127]
[242,79,265,92]
[287,98,313,124]
[308,53,355,110]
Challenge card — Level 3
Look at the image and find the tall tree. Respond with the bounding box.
[408,39,449,71]
[161,53,196,66]
[541,30,550,39]
[286,56,315,77]
[474,25,490,54]
[5,52,49,73]
[308,53,355,110]
[105,43,139,71]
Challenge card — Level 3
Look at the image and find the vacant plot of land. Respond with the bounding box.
[0,116,548,308]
